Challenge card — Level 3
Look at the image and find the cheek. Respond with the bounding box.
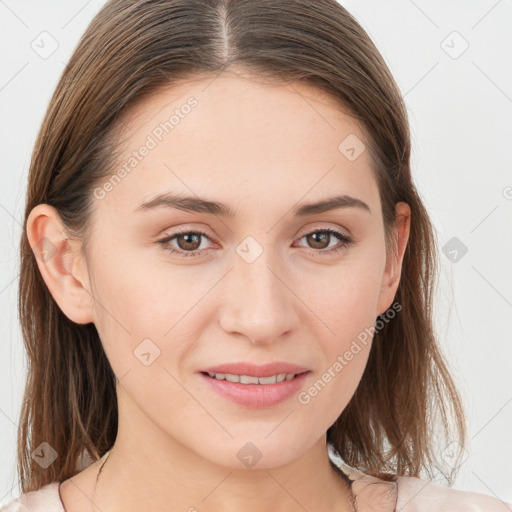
[86,249,180,373]
[293,256,382,412]
[88,245,221,391]
[297,254,384,340]
[90,238,186,327]
[293,322,372,445]
[297,317,373,431]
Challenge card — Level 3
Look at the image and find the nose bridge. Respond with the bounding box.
[220,239,297,343]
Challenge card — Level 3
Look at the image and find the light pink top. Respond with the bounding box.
[2,458,510,512]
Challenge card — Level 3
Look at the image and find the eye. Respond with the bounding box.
[158,230,213,258]
[295,227,354,255]
[157,227,354,258]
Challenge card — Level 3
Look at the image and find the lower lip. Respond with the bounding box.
[199,372,310,408]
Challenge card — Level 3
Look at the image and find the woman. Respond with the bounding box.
[2,0,509,511]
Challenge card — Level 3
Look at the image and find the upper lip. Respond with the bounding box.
[201,362,310,377]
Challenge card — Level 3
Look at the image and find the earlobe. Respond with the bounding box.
[26,204,95,325]
[376,202,411,316]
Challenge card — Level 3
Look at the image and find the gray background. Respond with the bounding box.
[1,0,511,505]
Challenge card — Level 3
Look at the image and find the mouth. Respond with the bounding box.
[199,369,311,408]
[201,371,306,385]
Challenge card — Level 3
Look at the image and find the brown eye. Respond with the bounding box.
[175,232,202,251]
[158,230,212,258]
[297,228,354,255]
[157,227,354,259]
[305,231,331,250]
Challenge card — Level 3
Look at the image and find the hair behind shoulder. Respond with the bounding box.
[17,0,466,493]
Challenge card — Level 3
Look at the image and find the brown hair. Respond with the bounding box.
[17,0,466,493]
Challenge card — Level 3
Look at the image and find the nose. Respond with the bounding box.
[218,247,299,345]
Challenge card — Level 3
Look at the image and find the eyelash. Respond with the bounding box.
[157,227,354,258]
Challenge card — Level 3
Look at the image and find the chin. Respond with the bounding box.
[191,432,315,470]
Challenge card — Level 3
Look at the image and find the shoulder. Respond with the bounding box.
[396,475,512,512]
[0,482,64,512]
[329,449,511,512]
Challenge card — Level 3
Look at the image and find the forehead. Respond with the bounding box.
[120,71,364,143]
[97,71,378,216]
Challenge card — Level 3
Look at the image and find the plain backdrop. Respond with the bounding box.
[1,0,511,506]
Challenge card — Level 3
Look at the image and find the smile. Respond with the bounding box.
[205,372,299,384]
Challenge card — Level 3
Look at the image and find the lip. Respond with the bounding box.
[199,362,311,408]
[200,362,310,377]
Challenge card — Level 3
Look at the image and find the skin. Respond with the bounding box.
[27,69,410,512]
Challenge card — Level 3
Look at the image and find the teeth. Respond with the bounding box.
[206,372,297,384]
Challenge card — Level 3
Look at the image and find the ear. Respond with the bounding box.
[26,204,95,325]
[376,202,411,316]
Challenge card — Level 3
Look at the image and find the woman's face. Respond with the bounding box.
[40,71,410,469]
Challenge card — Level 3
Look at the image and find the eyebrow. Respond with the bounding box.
[133,192,371,217]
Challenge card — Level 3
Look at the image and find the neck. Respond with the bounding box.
[94,431,354,512]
